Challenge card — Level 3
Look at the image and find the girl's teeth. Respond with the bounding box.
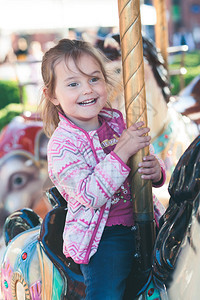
[79,99,96,105]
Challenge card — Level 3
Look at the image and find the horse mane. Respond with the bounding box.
[95,33,171,104]
[142,34,171,103]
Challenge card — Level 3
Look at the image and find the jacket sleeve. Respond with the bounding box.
[48,139,130,209]
[149,144,166,188]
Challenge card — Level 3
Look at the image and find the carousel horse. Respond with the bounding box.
[0,113,52,263]
[1,187,86,299]
[97,34,199,204]
[1,133,199,300]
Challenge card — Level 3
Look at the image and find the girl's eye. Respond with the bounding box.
[68,82,78,87]
[90,77,99,83]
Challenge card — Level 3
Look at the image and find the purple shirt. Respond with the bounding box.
[97,117,134,227]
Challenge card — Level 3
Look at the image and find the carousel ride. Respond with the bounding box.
[0,133,199,299]
[0,0,200,299]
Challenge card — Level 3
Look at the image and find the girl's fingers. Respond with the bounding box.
[129,124,150,134]
[141,174,155,180]
[138,128,150,136]
[138,136,151,145]
[143,155,155,161]
[138,142,150,150]
[139,162,154,169]
[128,121,144,130]
[125,129,150,142]
[138,167,155,175]
[133,121,144,128]
[139,158,156,167]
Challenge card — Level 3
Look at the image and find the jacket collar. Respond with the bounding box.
[58,107,123,136]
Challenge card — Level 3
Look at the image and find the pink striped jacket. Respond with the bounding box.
[47,107,166,264]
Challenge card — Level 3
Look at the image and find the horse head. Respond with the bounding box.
[0,113,52,236]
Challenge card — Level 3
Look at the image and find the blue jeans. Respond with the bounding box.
[80,225,136,300]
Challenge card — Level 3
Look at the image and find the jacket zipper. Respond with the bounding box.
[84,203,106,263]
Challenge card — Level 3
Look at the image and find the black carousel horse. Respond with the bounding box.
[146,134,200,299]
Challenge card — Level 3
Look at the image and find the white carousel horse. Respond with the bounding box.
[102,34,199,206]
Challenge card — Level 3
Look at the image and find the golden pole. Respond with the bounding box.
[118,0,153,222]
[118,0,155,272]
[153,0,169,69]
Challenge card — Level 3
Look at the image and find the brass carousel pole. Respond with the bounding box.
[118,0,155,276]
[153,0,169,69]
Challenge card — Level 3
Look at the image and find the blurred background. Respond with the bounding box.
[0,0,199,122]
[0,1,199,298]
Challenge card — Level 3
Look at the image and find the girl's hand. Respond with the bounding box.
[138,155,162,183]
[114,121,151,164]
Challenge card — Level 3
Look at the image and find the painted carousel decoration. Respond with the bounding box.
[0,113,52,261]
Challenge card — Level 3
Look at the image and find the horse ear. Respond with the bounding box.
[3,209,42,246]
[36,131,49,161]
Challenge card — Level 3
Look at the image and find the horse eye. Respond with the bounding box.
[9,173,28,190]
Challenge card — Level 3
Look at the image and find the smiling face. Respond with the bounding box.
[51,53,108,131]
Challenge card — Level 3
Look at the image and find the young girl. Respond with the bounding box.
[40,38,166,299]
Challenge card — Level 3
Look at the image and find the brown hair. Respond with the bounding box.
[39,38,116,137]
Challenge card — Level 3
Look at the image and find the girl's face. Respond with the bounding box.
[51,53,108,131]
